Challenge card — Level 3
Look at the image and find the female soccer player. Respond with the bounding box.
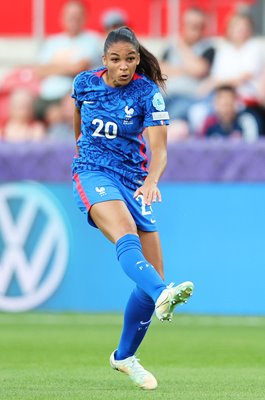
[72,26,194,390]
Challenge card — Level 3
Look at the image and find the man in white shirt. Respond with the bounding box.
[35,0,101,118]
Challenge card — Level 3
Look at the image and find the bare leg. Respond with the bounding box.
[90,200,137,242]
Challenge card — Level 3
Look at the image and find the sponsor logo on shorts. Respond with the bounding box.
[95,187,106,196]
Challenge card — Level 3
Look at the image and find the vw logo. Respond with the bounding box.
[0,182,69,312]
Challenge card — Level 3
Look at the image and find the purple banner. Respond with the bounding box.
[1,139,265,182]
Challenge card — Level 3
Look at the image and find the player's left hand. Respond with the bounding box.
[133,180,162,205]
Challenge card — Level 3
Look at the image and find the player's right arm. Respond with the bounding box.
[72,73,83,144]
[74,106,81,154]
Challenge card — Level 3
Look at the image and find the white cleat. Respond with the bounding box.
[155,281,194,322]
[110,350,157,390]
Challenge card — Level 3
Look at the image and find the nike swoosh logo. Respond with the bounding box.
[140,318,152,325]
[155,298,169,309]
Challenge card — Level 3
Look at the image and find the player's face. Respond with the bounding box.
[102,42,140,87]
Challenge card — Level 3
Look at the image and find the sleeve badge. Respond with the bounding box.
[152,92,166,111]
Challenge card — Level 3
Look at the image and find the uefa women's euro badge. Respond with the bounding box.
[152,92,165,111]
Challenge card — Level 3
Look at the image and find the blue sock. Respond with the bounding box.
[115,286,155,360]
[116,234,166,302]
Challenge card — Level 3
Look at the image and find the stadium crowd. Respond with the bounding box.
[0,0,265,142]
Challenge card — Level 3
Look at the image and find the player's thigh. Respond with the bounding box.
[90,200,137,243]
[138,229,164,280]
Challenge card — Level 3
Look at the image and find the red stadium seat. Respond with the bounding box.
[0,67,41,125]
[0,67,40,95]
[0,92,9,126]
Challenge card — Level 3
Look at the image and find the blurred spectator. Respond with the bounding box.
[188,12,265,135]
[206,13,264,106]
[101,9,128,35]
[0,88,45,141]
[167,119,190,143]
[160,7,215,120]
[35,0,101,120]
[98,8,128,57]
[0,67,41,126]
[198,85,261,141]
[46,92,74,139]
[257,70,265,112]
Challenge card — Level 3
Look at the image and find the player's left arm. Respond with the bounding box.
[72,74,83,143]
[74,106,81,142]
[73,106,82,157]
[134,125,167,205]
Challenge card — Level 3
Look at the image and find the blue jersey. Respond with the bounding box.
[72,67,169,189]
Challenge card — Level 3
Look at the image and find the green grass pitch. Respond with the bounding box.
[0,313,265,400]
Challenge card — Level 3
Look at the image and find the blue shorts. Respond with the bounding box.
[73,170,158,232]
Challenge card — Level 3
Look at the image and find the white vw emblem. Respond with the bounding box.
[0,182,69,312]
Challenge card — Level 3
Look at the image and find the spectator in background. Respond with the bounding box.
[35,0,101,120]
[101,9,128,35]
[98,8,129,57]
[258,69,265,102]
[46,92,74,139]
[0,88,45,141]
[255,61,265,130]
[188,12,265,136]
[199,85,261,141]
[160,7,215,121]
[206,13,264,108]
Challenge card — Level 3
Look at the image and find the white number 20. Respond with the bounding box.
[92,118,118,140]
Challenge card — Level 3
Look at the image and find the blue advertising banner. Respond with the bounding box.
[0,181,264,315]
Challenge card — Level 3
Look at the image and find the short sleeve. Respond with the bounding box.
[143,84,170,127]
[71,75,82,109]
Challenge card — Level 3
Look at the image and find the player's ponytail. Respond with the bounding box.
[137,43,166,90]
[104,26,167,90]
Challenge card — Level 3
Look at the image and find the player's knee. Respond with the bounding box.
[100,220,137,243]
[114,224,138,243]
